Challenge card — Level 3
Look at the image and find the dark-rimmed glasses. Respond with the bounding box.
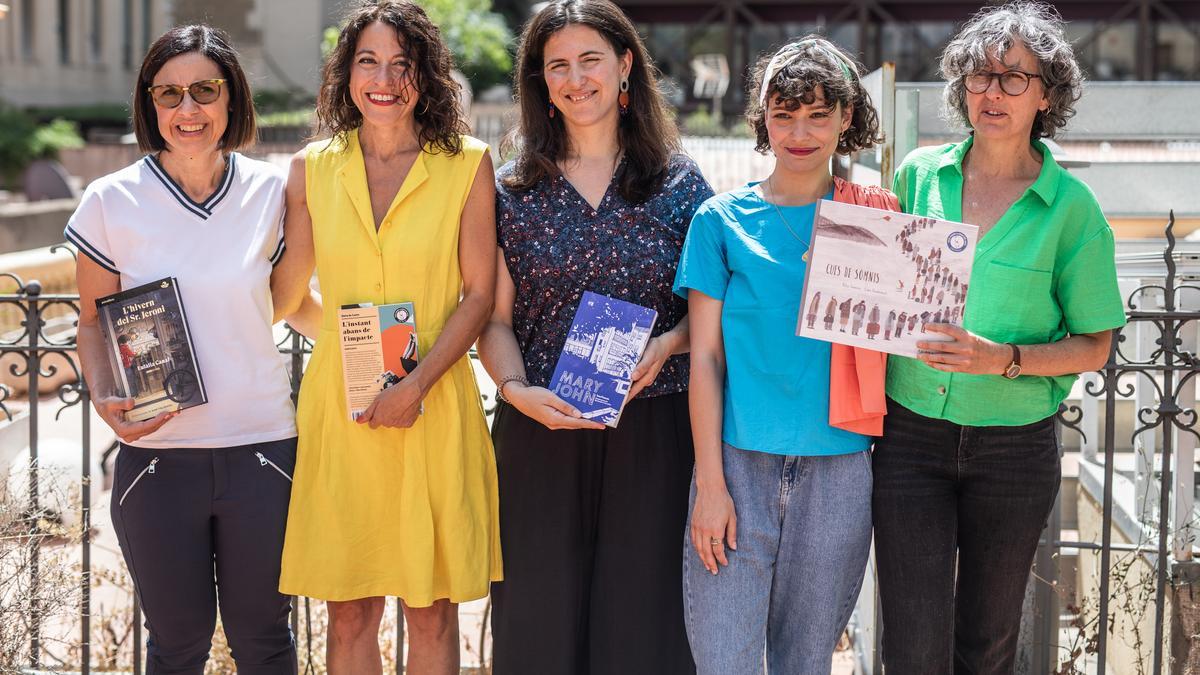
[964,70,1041,96]
[147,79,226,108]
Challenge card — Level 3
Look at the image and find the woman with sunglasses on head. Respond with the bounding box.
[674,37,894,674]
[873,4,1125,673]
[476,0,712,672]
[270,2,499,673]
[69,25,298,674]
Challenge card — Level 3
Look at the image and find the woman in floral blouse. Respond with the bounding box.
[476,1,712,673]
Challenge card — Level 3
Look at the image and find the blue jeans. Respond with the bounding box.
[682,443,873,675]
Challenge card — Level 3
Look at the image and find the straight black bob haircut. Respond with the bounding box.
[132,25,256,153]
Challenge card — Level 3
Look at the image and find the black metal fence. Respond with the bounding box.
[1,217,1197,674]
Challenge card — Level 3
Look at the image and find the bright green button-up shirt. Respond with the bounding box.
[887,137,1127,426]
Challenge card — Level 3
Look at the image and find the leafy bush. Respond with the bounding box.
[0,107,84,189]
[681,108,750,138]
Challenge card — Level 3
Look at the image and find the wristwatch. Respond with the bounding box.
[1002,343,1022,379]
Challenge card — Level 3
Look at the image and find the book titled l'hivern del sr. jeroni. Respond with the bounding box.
[338,302,420,421]
[96,277,207,422]
[549,291,658,428]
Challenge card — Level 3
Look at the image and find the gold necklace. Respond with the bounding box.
[765,175,813,263]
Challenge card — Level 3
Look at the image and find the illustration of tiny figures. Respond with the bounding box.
[807,291,822,329]
[952,306,961,323]
[824,297,837,331]
[851,301,867,336]
[884,310,896,341]
[866,304,881,340]
[896,311,909,338]
[838,298,852,332]
[919,311,931,332]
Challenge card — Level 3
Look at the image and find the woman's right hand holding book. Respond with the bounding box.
[503,382,605,431]
[94,393,176,443]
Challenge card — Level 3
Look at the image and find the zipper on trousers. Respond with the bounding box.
[255,451,293,483]
[118,457,159,506]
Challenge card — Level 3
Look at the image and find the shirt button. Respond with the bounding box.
[937,385,947,395]
[375,283,382,291]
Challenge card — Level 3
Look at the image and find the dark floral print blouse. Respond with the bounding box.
[496,154,714,398]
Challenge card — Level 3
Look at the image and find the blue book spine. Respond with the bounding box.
[548,291,658,427]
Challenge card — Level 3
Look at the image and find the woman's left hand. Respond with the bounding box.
[358,377,424,429]
[917,323,1008,375]
[628,335,673,399]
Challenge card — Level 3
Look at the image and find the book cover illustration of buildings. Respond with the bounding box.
[797,200,979,358]
[550,291,658,427]
[96,277,207,421]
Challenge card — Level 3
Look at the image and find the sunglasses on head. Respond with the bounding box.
[147,78,226,108]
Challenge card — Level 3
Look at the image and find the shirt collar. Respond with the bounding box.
[938,133,1061,206]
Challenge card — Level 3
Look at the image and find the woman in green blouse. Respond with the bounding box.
[872,3,1126,674]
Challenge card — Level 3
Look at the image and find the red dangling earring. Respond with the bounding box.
[618,79,629,115]
[548,101,556,118]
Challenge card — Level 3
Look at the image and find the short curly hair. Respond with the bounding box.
[940,1,1083,139]
[315,0,468,155]
[746,36,883,156]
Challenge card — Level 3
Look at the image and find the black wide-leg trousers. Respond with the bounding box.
[490,393,697,675]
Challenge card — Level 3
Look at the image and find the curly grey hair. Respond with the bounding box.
[940,1,1083,139]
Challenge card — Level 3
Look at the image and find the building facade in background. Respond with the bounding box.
[0,0,326,107]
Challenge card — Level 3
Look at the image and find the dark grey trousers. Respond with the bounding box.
[111,438,298,675]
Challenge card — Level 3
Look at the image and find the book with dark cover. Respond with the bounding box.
[549,291,658,428]
[95,277,207,422]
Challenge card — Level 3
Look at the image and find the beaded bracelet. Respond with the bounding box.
[496,374,530,403]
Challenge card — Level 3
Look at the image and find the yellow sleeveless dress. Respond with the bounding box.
[279,130,501,605]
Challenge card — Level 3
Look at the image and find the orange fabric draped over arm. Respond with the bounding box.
[827,176,900,436]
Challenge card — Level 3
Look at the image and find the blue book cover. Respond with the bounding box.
[549,291,658,428]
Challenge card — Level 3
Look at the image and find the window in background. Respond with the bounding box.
[20,0,34,62]
[57,0,70,65]
[122,0,131,69]
[90,0,102,62]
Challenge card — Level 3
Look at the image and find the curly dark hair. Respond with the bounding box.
[939,1,1082,139]
[315,0,468,155]
[746,36,883,156]
[501,0,680,204]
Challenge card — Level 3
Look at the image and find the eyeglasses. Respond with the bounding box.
[146,79,226,108]
[963,70,1041,96]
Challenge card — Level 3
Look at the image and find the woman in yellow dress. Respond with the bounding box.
[272,2,500,673]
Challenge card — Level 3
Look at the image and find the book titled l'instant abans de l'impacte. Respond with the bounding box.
[337,302,420,420]
[96,277,207,422]
[548,291,658,428]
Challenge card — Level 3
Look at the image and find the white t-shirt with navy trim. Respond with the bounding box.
[65,152,297,448]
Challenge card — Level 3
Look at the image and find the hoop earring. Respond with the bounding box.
[417,98,430,116]
[548,101,556,118]
[618,78,630,115]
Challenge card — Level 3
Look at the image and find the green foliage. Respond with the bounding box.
[31,119,84,157]
[420,0,513,91]
[25,103,130,126]
[0,108,84,188]
[254,89,314,115]
[681,108,750,138]
[321,0,514,92]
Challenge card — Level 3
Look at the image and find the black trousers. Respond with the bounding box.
[490,393,696,675]
[872,399,1060,675]
[111,438,298,675]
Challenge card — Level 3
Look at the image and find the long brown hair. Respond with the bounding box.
[315,0,468,155]
[501,0,679,204]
